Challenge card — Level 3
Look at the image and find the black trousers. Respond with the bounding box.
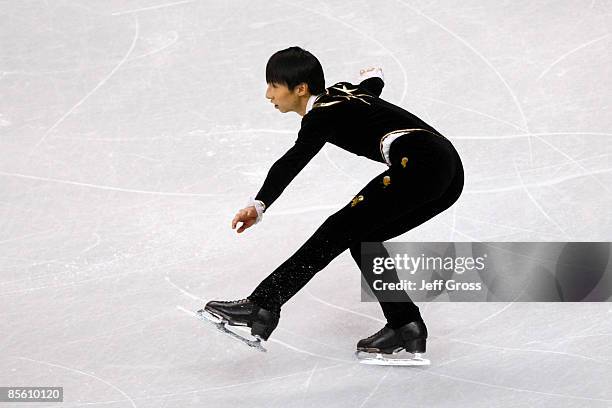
[249,130,464,328]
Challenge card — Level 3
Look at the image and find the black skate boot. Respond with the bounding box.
[355,320,430,366]
[198,298,279,342]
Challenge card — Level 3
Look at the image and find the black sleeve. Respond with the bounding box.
[358,76,384,97]
[254,123,326,211]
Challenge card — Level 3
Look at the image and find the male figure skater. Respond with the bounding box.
[199,46,464,359]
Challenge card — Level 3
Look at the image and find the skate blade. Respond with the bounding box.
[195,309,267,353]
[355,350,430,366]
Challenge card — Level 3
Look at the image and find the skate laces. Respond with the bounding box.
[365,327,388,341]
[218,299,250,304]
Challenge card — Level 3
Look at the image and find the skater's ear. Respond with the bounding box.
[293,82,310,96]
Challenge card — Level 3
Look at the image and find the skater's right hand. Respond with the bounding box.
[232,206,258,233]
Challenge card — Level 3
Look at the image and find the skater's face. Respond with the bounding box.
[265,82,308,114]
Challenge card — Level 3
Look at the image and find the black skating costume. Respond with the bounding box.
[204,74,464,355]
[248,76,464,327]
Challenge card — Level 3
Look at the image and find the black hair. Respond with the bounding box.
[266,46,325,95]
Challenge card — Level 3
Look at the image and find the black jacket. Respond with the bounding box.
[255,77,440,210]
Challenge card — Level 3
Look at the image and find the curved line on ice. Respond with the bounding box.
[276,0,410,105]
[394,0,532,158]
[445,338,612,366]
[28,16,141,155]
[17,357,138,407]
[0,171,220,197]
[166,277,206,302]
[177,306,352,363]
[420,368,612,402]
[395,1,611,196]
[537,33,610,80]
[305,289,385,324]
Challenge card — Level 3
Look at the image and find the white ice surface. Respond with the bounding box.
[1,1,611,407]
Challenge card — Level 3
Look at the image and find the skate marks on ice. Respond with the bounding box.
[355,351,430,366]
[177,307,267,352]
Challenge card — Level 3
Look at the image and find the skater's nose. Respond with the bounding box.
[265,84,273,100]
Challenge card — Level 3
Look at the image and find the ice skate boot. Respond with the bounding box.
[355,320,430,366]
[195,299,279,352]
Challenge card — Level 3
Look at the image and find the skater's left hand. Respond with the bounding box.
[232,206,258,233]
[359,66,384,81]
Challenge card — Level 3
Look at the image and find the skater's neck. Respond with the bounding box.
[301,93,320,117]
